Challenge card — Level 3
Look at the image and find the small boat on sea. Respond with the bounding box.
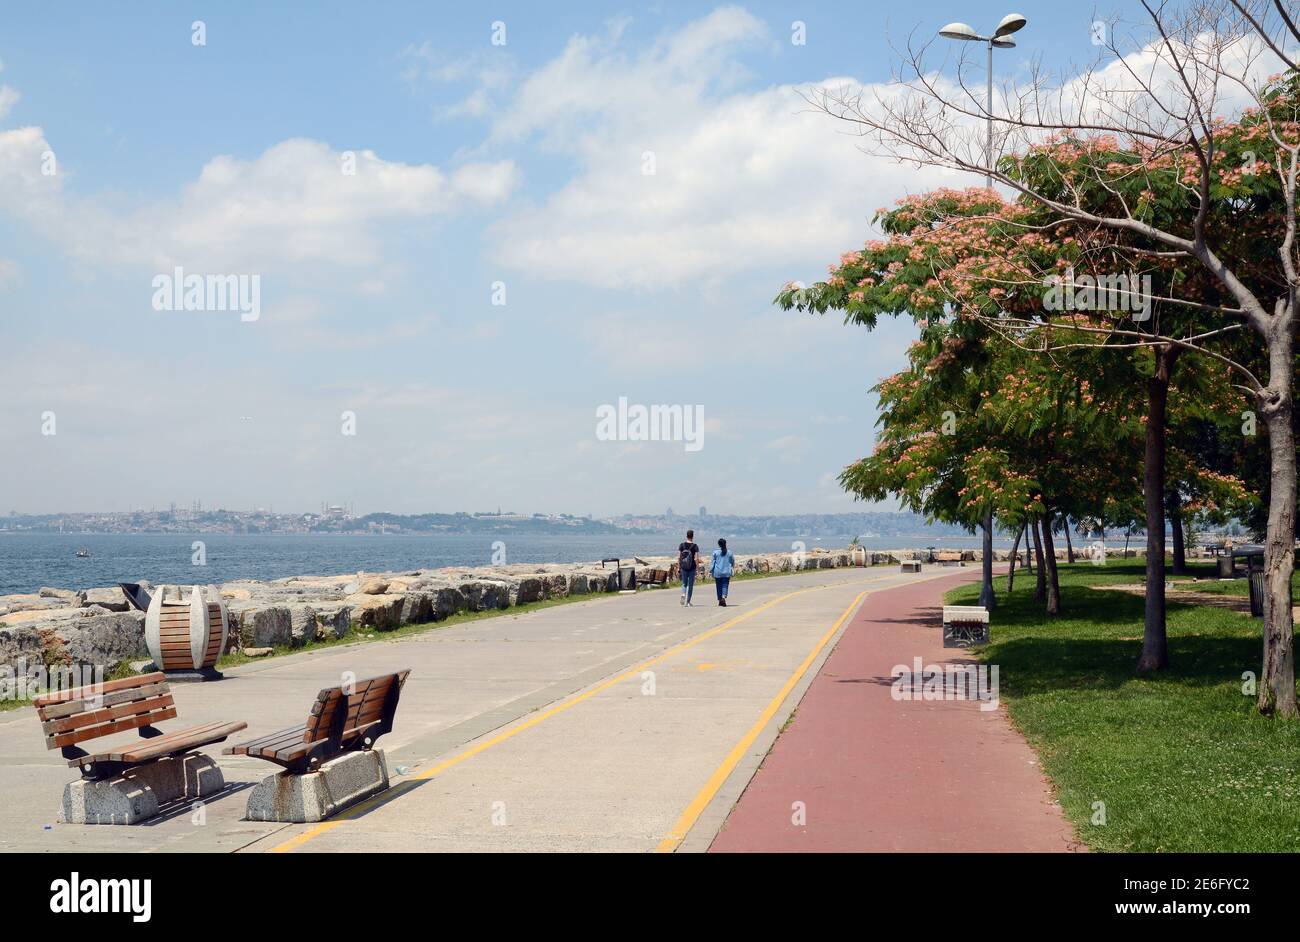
[75,548,90,558]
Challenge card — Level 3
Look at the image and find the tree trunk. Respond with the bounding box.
[1257,333,1297,718]
[1007,523,1025,595]
[978,509,996,610]
[1032,515,1046,602]
[1170,492,1187,576]
[1138,346,1176,674]
[1040,512,1060,616]
[1064,517,1075,564]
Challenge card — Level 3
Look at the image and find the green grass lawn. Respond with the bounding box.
[947,561,1300,852]
[1166,565,1300,597]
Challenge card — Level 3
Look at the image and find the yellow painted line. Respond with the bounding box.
[655,588,870,853]
[271,820,339,853]
[270,581,855,853]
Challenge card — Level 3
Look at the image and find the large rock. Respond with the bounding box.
[514,577,544,606]
[0,593,71,614]
[55,612,147,667]
[568,574,589,595]
[400,592,432,625]
[232,605,293,648]
[287,605,317,648]
[0,626,47,686]
[543,575,569,600]
[358,577,390,596]
[347,594,405,631]
[313,605,352,641]
[460,580,509,611]
[81,587,129,612]
[40,587,82,604]
[0,607,83,628]
[432,586,465,619]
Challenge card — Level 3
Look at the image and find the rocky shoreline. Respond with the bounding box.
[0,546,1031,683]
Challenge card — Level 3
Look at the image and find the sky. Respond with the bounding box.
[0,1,1117,517]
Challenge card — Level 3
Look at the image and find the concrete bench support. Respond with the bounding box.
[942,605,990,647]
[63,752,224,825]
[245,749,390,823]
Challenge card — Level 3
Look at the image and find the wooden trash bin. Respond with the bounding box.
[144,585,229,681]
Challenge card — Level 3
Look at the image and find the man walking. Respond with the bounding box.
[678,529,700,606]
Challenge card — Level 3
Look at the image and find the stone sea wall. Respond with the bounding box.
[0,546,1051,682]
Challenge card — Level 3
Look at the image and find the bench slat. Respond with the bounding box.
[41,694,175,736]
[49,707,178,749]
[99,721,247,764]
[224,725,305,756]
[37,682,172,721]
[253,728,312,757]
[33,672,166,707]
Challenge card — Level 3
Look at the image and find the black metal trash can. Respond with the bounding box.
[1249,570,1267,617]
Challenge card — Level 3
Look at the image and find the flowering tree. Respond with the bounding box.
[803,2,1300,715]
[780,191,1149,615]
[781,187,1255,636]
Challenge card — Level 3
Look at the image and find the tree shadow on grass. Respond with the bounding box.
[990,633,1259,698]
[976,582,1260,698]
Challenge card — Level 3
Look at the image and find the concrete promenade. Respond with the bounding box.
[0,563,1058,852]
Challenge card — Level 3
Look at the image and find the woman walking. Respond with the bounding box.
[711,538,735,606]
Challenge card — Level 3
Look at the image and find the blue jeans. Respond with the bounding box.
[681,570,696,602]
[715,576,730,600]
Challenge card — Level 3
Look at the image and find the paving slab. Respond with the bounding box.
[0,565,959,853]
[259,568,961,853]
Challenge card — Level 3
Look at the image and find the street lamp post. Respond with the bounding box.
[938,13,1027,188]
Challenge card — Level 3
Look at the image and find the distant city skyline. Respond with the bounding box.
[0,506,974,539]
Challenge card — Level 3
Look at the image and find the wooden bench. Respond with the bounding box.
[934,551,964,567]
[942,605,989,647]
[637,568,670,587]
[34,672,246,781]
[225,669,410,775]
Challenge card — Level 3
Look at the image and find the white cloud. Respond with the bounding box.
[484,9,952,289]
[0,127,519,273]
[0,86,18,120]
[1063,30,1291,128]
[399,41,517,122]
[765,434,808,458]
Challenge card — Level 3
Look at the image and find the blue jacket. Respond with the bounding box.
[711,549,735,578]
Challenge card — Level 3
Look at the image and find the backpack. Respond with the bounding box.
[679,544,696,572]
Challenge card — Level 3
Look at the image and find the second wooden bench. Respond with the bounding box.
[225,669,410,774]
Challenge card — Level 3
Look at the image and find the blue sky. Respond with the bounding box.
[0,2,1108,516]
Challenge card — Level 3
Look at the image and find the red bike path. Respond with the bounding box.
[709,568,1082,853]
